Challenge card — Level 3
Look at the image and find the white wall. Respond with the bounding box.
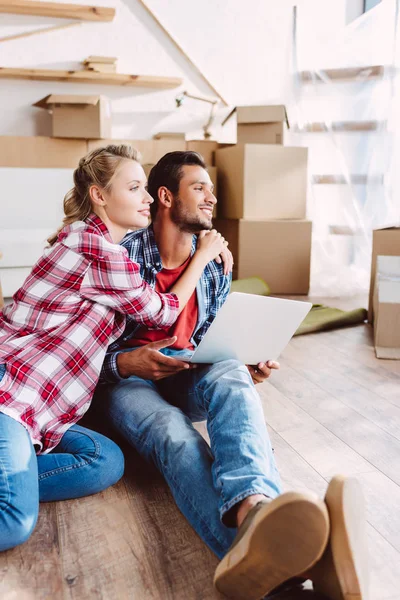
[0,0,348,142]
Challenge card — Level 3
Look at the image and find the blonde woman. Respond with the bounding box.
[0,144,228,551]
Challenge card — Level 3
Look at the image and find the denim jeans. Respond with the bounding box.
[93,354,282,559]
[0,365,125,552]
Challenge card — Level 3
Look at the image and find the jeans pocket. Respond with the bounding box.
[0,364,5,383]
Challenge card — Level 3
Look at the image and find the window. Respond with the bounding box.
[364,0,382,13]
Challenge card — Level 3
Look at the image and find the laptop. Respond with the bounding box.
[181,292,312,364]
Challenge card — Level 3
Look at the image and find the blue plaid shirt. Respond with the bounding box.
[100,224,231,382]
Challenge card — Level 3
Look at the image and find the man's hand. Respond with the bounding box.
[247,361,280,385]
[116,337,192,380]
[214,246,234,275]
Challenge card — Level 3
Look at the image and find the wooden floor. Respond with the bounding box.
[1,296,399,600]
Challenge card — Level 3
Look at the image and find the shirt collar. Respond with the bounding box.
[143,224,197,271]
[85,213,114,244]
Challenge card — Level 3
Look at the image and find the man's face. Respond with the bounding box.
[170,165,217,233]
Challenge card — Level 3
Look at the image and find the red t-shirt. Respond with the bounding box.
[133,256,198,350]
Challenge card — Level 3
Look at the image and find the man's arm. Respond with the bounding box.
[101,337,193,383]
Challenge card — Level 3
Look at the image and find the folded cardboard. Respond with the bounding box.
[215,144,308,220]
[368,225,400,323]
[236,105,289,144]
[213,219,312,294]
[34,94,112,140]
[0,136,86,168]
[153,132,186,140]
[373,255,400,359]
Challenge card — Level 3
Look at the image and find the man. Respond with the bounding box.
[93,151,368,600]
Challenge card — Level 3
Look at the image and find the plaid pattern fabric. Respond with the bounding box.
[0,214,178,453]
[101,224,231,383]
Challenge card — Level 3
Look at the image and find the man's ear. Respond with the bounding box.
[89,185,106,207]
[158,186,173,209]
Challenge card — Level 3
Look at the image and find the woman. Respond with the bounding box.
[0,144,227,551]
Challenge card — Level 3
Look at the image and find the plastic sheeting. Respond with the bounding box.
[289,0,400,296]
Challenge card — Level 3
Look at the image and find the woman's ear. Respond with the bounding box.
[89,185,106,207]
[158,186,173,208]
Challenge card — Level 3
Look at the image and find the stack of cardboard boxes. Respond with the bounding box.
[369,225,400,359]
[214,105,312,294]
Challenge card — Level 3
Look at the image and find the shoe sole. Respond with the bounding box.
[213,491,330,600]
[311,475,370,600]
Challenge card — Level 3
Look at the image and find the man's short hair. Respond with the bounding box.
[148,151,207,219]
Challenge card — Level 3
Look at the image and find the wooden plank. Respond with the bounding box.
[297,120,382,132]
[258,379,374,478]
[0,21,80,43]
[0,0,115,21]
[135,0,228,105]
[58,480,160,600]
[122,453,222,600]
[0,67,183,89]
[300,65,385,82]
[0,503,63,599]
[312,174,384,184]
[270,341,400,487]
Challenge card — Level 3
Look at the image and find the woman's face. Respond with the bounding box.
[102,160,153,230]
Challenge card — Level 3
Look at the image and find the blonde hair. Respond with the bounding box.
[48,144,140,246]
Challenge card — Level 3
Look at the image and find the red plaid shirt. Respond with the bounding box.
[0,214,179,453]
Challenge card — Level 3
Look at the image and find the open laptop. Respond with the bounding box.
[180,292,312,364]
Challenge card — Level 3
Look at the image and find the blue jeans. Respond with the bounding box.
[0,366,125,552]
[94,356,282,559]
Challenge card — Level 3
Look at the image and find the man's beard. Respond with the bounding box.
[170,196,213,234]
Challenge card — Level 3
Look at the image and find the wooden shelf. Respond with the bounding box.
[0,0,115,22]
[296,120,382,133]
[300,65,385,82]
[0,67,182,89]
[312,174,384,185]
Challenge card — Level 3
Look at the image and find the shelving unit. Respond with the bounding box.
[300,65,385,82]
[0,67,183,88]
[297,120,382,133]
[0,0,115,22]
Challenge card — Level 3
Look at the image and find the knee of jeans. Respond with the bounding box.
[0,507,38,551]
[140,408,208,468]
[93,436,125,490]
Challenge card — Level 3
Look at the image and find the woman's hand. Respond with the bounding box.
[197,229,227,265]
[214,245,233,275]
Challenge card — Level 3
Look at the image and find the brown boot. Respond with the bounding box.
[308,475,370,600]
[213,491,330,600]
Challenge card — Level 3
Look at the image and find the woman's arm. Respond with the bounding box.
[78,230,226,328]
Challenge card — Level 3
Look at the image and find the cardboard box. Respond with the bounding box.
[373,255,400,359]
[236,105,289,145]
[186,140,218,166]
[215,144,308,220]
[208,166,217,197]
[87,138,186,164]
[213,219,312,294]
[368,225,400,323]
[0,136,87,168]
[34,95,112,139]
[142,163,155,179]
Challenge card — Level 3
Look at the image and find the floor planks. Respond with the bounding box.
[0,295,399,599]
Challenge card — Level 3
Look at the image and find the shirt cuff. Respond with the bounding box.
[101,351,126,383]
